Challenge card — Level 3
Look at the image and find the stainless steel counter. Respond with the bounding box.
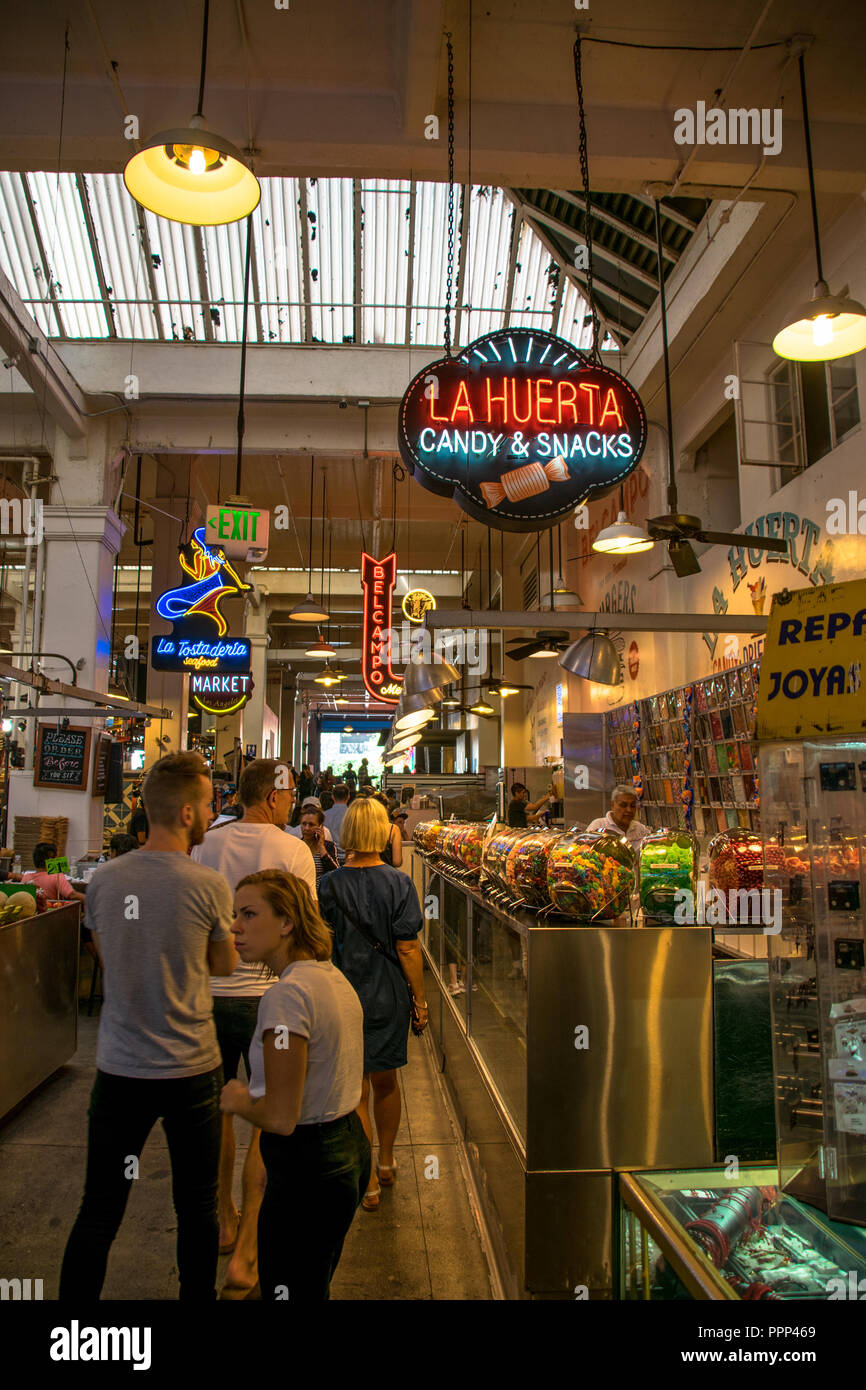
[0,902,80,1119]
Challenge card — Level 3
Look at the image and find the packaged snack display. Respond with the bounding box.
[639,830,698,921]
[506,829,561,907]
[708,828,764,893]
[483,828,524,891]
[547,831,634,920]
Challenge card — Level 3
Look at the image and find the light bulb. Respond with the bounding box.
[812,315,834,347]
[188,147,207,175]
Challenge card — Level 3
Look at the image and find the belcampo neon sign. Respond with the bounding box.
[399,327,647,531]
[360,552,402,704]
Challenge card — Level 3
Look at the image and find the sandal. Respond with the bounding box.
[361,1185,381,1211]
[377,1163,397,1187]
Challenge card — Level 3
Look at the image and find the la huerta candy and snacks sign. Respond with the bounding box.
[398,328,647,531]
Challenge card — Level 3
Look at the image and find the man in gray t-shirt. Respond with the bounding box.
[60,753,238,1302]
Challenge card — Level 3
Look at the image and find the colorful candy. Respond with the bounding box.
[639,830,698,921]
[483,828,525,891]
[506,830,560,906]
[547,830,635,920]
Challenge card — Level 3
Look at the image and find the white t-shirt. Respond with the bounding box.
[585,813,651,852]
[248,960,365,1124]
[191,821,317,997]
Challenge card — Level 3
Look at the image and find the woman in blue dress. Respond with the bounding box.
[318,798,427,1211]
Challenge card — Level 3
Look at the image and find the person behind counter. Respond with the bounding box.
[586,785,651,851]
[506,782,551,829]
[22,841,85,903]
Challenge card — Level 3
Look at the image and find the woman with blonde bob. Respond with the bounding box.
[219,870,370,1300]
[318,798,426,1211]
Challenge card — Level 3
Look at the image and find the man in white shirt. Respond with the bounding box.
[192,757,316,1299]
[586,785,651,853]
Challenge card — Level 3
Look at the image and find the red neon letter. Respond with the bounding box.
[450,380,474,423]
[510,378,533,425]
[599,388,624,428]
[485,375,509,424]
[557,380,578,423]
[579,382,600,424]
[535,378,555,424]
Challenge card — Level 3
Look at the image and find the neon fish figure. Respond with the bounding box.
[155,527,252,636]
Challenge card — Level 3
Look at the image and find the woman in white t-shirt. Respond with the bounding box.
[220,869,370,1302]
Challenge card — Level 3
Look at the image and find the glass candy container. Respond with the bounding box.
[547,830,635,921]
[506,829,561,907]
[639,830,698,922]
[454,822,486,877]
[482,828,523,893]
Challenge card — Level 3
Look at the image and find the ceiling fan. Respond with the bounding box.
[505,628,571,662]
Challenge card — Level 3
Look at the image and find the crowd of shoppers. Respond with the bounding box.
[60,749,428,1302]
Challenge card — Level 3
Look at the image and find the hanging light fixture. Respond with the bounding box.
[343,724,354,734]
[305,478,335,654]
[402,653,461,699]
[592,510,654,555]
[559,631,623,687]
[468,694,496,717]
[290,459,330,623]
[487,679,521,698]
[335,694,350,706]
[123,1,260,226]
[305,632,336,658]
[773,53,866,361]
[313,665,341,687]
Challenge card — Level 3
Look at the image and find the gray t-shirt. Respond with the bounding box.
[89,851,233,1079]
[248,960,364,1123]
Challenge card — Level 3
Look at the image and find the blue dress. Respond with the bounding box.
[318,865,422,1073]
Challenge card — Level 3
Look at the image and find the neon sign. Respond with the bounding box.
[398,328,647,531]
[402,589,436,624]
[191,671,253,714]
[360,552,402,704]
[151,525,253,673]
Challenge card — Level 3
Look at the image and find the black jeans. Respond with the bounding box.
[59,1065,223,1301]
[258,1110,370,1301]
[213,996,261,1081]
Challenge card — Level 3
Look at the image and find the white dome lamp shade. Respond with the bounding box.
[592,512,654,555]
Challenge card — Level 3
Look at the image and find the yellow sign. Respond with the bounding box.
[757,579,866,740]
[402,588,436,624]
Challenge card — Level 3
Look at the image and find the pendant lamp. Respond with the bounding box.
[290,459,330,623]
[773,55,866,362]
[123,1,260,226]
[559,631,623,687]
[592,510,654,555]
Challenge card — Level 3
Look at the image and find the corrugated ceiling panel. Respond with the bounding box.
[27,172,104,337]
[86,173,159,339]
[411,181,450,348]
[0,172,57,335]
[307,178,353,344]
[143,211,202,340]
[362,178,410,346]
[257,178,304,342]
[509,220,555,332]
[201,218,249,341]
[462,185,511,345]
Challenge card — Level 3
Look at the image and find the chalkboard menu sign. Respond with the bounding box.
[92,734,112,798]
[34,724,92,790]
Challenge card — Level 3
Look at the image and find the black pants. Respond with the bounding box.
[258,1110,370,1301]
[59,1066,223,1301]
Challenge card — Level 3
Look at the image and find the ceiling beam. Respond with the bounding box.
[191,228,215,343]
[75,174,117,339]
[19,173,65,338]
[502,202,522,328]
[426,609,769,634]
[0,267,88,437]
[519,202,660,293]
[549,189,681,262]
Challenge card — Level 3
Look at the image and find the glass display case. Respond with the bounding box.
[619,1165,866,1300]
[760,738,866,1226]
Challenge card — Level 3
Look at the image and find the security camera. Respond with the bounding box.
[339,398,348,409]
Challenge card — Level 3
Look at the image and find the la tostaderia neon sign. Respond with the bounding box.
[360,552,402,704]
[398,327,647,531]
[151,526,252,673]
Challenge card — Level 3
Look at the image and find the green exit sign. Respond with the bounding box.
[204,505,270,560]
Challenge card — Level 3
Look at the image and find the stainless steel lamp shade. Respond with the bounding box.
[559,632,623,686]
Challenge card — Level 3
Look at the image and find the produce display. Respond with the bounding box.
[506,829,560,907]
[639,831,698,921]
[707,828,764,893]
[482,828,524,892]
[547,830,634,920]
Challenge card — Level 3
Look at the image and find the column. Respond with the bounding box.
[240,587,268,759]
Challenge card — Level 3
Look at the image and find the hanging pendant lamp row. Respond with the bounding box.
[124,0,260,226]
[291,458,329,623]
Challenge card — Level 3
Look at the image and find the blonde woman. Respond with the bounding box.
[318,798,427,1211]
[220,871,369,1301]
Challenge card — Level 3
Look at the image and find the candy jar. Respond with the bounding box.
[707,828,764,894]
[457,823,485,877]
[547,830,634,920]
[483,828,523,892]
[506,829,561,908]
[639,830,698,922]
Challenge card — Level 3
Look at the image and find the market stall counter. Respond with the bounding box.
[0,899,80,1118]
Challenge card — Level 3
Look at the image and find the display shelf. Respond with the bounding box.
[606,659,762,837]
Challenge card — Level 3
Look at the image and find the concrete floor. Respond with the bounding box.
[0,1006,493,1302]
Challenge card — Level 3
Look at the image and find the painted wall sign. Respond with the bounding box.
[398,328,647,531]
[191,671,253,714]
[757,579,866,740]
[402,588,436,624]
[151,525,252,673]
[205,505,269,560]
[360,552,402,703]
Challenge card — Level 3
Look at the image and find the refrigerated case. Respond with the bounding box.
[760,738,866,1226]
[619,1165,866,1300]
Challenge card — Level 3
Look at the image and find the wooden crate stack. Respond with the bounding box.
[14,815,69,866]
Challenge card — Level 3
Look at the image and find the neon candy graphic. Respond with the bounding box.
[156,526,252,636]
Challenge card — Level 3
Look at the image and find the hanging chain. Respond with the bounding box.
[573,33,601,363]
[444,33,455,358]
